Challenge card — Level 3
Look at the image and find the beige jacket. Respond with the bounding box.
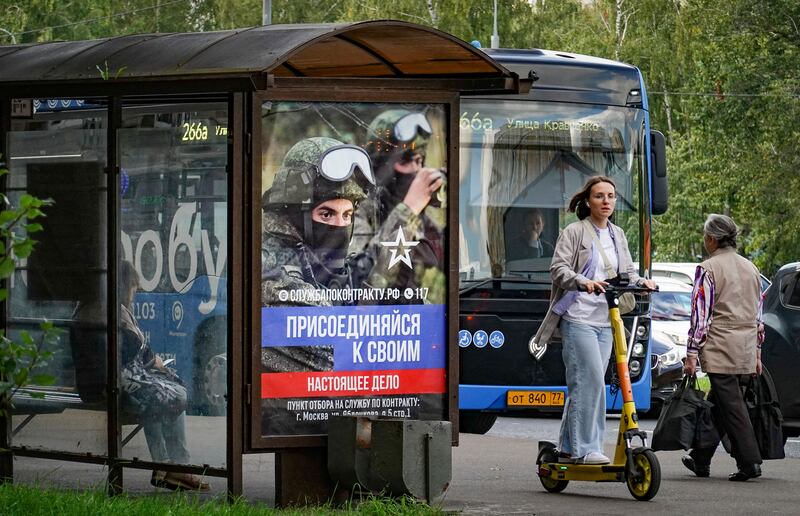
[531,220,641,348]
[697,247,761,374]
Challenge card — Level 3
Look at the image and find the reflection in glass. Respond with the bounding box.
[7,98,108,454]
[118,102,228,468]
[651,292,692,321]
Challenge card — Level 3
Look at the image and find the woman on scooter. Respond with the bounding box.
[531,176,656,465]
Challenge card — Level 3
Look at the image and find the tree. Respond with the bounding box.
[3,0,798,276]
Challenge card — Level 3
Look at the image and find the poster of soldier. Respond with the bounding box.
[259,102,448,436]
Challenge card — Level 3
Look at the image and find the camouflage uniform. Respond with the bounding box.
[261,137,367,374]
[349,110,446,304]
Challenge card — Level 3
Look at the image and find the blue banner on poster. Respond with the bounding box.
[262,304,446,371]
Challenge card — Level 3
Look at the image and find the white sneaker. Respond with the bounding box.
[579,452,611,465]
[557,453,576,464]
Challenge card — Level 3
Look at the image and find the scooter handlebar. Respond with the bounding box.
[604,284,658,294]
[588,284,659,295]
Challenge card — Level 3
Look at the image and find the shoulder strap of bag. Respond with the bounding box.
[582,218,617,279]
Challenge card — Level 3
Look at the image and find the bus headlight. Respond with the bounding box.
[629,360,642,376]
[632,342,646,357]
[636,324,648,339]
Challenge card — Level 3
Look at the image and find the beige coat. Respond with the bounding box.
[698,247,761,374]
[532,219,641,347]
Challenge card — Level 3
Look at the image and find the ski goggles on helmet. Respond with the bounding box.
[318,144,376,185]
[393,112,433,143]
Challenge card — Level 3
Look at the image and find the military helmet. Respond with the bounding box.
[262,137,373,209]
[365,109,432,156]
[365,109,432,184]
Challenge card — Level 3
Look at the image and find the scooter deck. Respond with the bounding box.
[538,462,626,482]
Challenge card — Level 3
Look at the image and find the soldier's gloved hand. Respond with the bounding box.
[403,167,445,215]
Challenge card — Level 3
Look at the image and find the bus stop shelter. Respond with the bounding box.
[0,20,526,503]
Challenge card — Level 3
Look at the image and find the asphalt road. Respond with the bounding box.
[445,415,800,514]
[10,414,800,513]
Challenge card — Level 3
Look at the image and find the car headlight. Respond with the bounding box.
[658,348,681,367]
[632,342,646,357]
[629,360,642,376]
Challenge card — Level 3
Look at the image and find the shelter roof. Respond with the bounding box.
[0,21,522,93]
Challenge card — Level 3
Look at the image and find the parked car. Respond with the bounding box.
[650,277,693,352]
[761,262,800,440]
[647,277,692,414]
[652,262,771,293]
[648,331,684,415]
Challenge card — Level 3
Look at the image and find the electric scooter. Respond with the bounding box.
[536,279,661,501]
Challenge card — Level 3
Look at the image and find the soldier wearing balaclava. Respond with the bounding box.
[260,137,373,374]
[261,137,372,295]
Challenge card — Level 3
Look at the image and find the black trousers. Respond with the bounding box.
[690,373,762,468]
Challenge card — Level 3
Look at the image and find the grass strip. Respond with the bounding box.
[0,483,443,515]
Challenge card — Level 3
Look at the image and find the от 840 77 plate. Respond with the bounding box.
[507,390,565,407]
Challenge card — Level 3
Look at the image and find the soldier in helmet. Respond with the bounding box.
[349,109,447,303]
[261,137,373,375]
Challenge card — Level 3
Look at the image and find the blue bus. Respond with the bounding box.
[457,48,668,433]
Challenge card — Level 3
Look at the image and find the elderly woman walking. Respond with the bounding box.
[682,214,764,481]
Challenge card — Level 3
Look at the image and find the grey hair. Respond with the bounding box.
[703,213,738,248]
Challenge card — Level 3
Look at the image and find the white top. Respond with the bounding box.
[563,226,617,327]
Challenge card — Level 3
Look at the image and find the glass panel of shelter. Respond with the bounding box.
[117,101,228,468]
[7,98,108,454]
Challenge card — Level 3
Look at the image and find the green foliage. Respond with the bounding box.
[1,0,797,276]
[0,159,59,416]
[97,60,127,80]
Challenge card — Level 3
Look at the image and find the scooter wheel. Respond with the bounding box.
[626,449,661,501]
[536,448,568,493]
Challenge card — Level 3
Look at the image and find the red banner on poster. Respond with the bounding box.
[261,368,446,398]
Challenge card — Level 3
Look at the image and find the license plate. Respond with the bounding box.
[507,390,565,407]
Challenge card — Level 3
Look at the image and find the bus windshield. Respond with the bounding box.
[459,100,645,285]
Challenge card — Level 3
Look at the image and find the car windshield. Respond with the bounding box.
[458,99,645,285]
[651,291,692,321]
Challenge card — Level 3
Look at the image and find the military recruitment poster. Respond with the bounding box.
[258,101,449,437]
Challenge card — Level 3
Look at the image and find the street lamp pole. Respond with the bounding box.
[262,0,272,26]
[490,0,500,48]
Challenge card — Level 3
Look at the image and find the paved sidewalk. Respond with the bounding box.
[10,414,800,513]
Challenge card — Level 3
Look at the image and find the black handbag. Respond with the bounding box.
[693,394,720,450]
[121,347,188,417]
[745,368,785,460]
[652,374,708,451]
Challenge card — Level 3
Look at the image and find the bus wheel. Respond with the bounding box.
[627,449,661,501]
[203,353,227,416]
[459,411,497,434]
[194,318,226,416]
